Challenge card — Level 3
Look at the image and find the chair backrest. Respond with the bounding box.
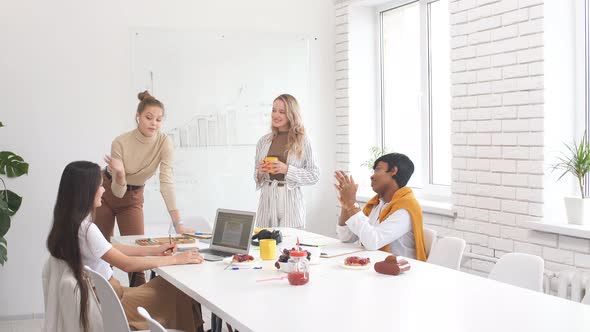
[582,276,590,305]
[43,257,103,332]
[84,266,130,332]
[184,215,213,233]
[137,307,167,332]
[169,215,213,234]
[427,237,466,270]
[423,228,437,258]
[488,253,544,292]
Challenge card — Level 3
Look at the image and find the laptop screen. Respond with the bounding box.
[211,210,254,251]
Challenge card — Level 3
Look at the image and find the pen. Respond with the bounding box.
[299,243,323,247]
[194,232,211,235]
[231,266,262,270]
[166,235,173,255]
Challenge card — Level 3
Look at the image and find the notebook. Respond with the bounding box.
[319,242,365,258]
[199,209,256,261]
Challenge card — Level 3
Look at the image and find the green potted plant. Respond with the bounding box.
[552,131,590,225]
[0,121,29,265]
[361,146,391,170]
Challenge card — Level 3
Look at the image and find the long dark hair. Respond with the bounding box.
[47,161,102,331]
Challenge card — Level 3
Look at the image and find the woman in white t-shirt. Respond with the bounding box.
[46,161,205,332]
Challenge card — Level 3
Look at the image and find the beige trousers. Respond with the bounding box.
[95,173,147,286]
[109,276,204,331]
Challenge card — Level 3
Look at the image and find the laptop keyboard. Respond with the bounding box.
[200,249,233,257]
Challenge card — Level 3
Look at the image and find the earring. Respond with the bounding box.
[136,117,139,124]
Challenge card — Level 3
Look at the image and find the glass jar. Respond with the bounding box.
[287,249,309,286]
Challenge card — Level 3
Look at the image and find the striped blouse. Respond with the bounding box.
[253,133,320,228]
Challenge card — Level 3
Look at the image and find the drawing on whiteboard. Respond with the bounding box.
[166,86,271,147]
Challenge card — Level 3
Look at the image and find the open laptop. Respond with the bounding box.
[199,208,256,261]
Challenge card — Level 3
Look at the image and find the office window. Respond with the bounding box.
[379,0,451,195]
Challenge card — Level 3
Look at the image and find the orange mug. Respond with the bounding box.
[263,156,278,173]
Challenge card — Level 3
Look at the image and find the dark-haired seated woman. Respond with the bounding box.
[46,161,204,331]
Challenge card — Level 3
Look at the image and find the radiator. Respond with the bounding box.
[545,269,590,304]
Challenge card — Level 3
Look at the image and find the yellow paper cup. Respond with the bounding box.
[259,239,277,260]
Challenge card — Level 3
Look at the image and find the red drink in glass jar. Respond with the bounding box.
[287,249,310,286]
[288,271,309,285]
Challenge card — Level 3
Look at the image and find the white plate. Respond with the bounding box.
[339,259,371,270]
[222,256,257,267]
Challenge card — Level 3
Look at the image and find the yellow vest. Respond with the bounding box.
[362,187,427,261]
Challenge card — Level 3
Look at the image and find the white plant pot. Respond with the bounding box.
[564,196,590,225]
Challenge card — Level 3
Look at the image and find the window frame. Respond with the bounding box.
[585,0,590,197]
[376,0,451,202]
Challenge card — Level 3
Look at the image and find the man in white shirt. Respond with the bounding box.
[334,153,425,260]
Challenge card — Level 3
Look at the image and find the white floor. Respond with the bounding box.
[0,320,43,332]
[0,307,230,332]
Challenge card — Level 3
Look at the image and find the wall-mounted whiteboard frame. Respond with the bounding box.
[130,28,311,225]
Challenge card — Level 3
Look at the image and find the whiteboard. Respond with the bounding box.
[131,28,310,224]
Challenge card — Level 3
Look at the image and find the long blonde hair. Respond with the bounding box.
[271,94,305,159]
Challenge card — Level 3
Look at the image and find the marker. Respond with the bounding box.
[231,266,262,270]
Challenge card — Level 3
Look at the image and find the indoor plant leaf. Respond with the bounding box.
[0,121,27,266]
[0,236,6,265]
[0,151,29,178]
[361,146,391,170]
[552,131,590,198]
[0,212,10,238]
[0,190,22,216]
[0,199,8,215]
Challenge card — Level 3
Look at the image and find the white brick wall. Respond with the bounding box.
[445,0,568,275]
[336,0,590,279]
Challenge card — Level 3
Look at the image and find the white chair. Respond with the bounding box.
[169,215,212,234]
[423,228,437,258]
[85,266,183,332]
[43,257,103,332]
[84,266,143,332]
[137,307,167,332]
[582,273,590,305]
[427,237,466,270]
[186,215,213,233]
[488,253,544,292]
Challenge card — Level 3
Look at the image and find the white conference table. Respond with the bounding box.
[113,229,590,332]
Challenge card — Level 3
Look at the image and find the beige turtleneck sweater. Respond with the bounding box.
[108,129,177,212]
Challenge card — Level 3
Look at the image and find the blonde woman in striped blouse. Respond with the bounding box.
[254,94,319,229]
